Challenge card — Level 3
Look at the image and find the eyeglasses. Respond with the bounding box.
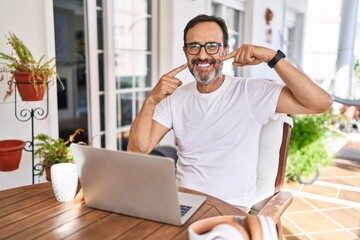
[184,42,223,55]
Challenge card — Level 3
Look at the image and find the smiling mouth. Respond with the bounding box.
[192,59,215,70]
[197,62,212,69]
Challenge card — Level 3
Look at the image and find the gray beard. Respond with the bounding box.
[192,63,223,86]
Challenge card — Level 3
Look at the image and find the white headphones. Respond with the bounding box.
[188,215,278,240]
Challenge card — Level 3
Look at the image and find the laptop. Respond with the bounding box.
[70,144,206,226]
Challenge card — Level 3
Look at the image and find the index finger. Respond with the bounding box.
[166,63,188,77]
[219,51,236,61]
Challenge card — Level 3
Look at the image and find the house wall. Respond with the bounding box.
[248,0,286,81]
[0,0,58,189]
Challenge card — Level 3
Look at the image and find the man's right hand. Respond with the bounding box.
[148,63,187,104]
[127,63,187,153]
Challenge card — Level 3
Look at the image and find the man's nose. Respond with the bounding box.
[197,46,209,59]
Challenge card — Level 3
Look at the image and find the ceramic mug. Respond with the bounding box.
[51,163,78,202]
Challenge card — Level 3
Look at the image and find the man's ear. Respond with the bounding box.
[223,45,230,55]
[183,47,191,61]
[219,45,230,57]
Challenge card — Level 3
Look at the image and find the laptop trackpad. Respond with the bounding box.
[178,192,206,224]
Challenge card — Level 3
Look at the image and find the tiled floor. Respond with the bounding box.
[282,136,360,240]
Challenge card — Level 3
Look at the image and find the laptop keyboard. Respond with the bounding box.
[180,204,192,217]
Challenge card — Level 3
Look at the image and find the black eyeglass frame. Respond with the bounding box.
[184,42,224,55]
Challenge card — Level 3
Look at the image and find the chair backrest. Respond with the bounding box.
[150,145,178,164]
[254,114,293,204]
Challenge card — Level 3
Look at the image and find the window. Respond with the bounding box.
[284,24,295,60]
[284,7,305,70]
[112,0,156,150]
[86,0,156,149]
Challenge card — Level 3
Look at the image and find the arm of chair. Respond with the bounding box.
[258,191,293,223]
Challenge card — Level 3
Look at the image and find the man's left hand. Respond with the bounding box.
[219,44,276,67]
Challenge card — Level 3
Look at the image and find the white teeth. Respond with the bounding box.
[198,63,210,68]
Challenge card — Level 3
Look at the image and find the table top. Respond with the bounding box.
[0,183,247,239]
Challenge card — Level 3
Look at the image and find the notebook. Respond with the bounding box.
[70,143,206,226]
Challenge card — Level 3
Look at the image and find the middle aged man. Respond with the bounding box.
[127,14,333,210]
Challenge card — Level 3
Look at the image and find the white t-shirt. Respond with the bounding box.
[153,75,284,208]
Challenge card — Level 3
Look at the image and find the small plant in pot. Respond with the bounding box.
[34,129,85,182]
[0,32,64,101]
[285,112,333,184]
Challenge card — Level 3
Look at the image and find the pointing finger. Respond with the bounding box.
[219,51,236,61]
[166,63,188,77]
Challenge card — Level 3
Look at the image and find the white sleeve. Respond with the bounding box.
[245,78,284,125]
[153,97,173,129]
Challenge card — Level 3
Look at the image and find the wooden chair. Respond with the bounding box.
[250,114,293,239]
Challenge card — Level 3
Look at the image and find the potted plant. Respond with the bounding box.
[0,32,64,101]
[0,139,26,171]
[34,129,85,181]
[286,112,333,184]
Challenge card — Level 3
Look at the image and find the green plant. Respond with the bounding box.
[353,58,360,87]
[34,129,84,176]
[354,58,360,79]
[286,112,333,182]
[0,32,64,100]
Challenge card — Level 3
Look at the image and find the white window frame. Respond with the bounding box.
[84,0,101,147]
[103,0,158,150]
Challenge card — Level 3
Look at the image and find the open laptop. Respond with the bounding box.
[70,144,206,226]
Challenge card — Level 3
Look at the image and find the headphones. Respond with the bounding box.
[188,215,278,240]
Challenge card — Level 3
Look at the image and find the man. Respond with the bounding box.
[127,14,333,210]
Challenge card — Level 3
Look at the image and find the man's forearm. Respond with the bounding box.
[127,98,157,153]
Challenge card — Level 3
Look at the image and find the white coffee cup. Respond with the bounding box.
[51,163,78,202]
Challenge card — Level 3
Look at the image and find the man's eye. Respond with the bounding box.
[206,43,218,48]
[189,44,200,49]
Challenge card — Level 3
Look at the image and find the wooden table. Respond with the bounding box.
[0,183,247,239]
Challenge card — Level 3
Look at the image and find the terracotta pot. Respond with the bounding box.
[45,164,53,182]
[0,140,26,171]
[13,71,46,101]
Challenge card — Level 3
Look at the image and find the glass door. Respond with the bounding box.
[54,0,89,145]
[85,0,157,149]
